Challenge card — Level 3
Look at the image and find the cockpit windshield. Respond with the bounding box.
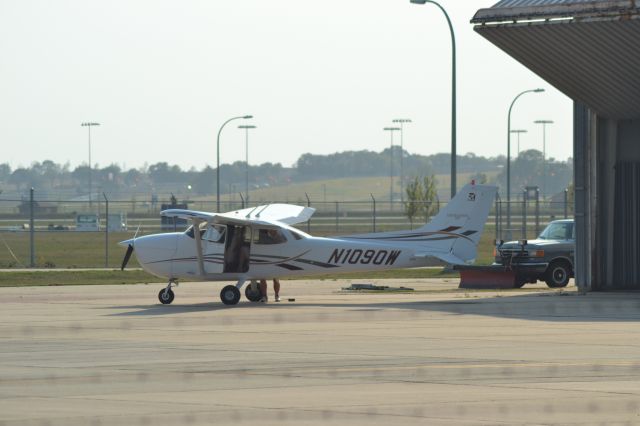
[184,224,204,239]
[538,222,574,240]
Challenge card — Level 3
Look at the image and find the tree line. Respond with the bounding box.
[0,148,572,198]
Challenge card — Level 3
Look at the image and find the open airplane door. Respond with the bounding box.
[223,225,252,273]
[199,224,226,275]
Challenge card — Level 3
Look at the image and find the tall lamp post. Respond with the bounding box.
[534,119,553,199]
[81,122,100,207]
[383,127,401,206]
[507,89,544,238]
[410,0,456,199]
[238,124,257,205]
[510,129,527,157]
[216,115,252,211]
[392,118,412,203]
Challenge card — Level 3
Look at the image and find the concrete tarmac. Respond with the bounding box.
[1,279,640,425]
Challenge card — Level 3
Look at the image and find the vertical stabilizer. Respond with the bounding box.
[419,183,497,262]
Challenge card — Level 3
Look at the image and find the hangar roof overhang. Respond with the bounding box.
[472,0,640,119]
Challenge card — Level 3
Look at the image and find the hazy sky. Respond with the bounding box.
[0,1,573,171]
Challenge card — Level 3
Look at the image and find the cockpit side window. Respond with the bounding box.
[254,228,287,245]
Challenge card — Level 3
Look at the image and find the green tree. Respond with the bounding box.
[405,175,438,227]
[405,177,423,228]
[422,175,438,222]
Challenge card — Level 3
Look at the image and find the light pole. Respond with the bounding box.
[238,124,256,205]
[534,119,553,199]
[510,129,527,157]
[392,118,412,203]
[383,127,401,206]
[217,115,252,211]
[410,0,456,199]
[507,89,544,238]
[81,122,100,207]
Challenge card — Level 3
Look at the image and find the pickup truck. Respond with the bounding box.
[494,219,575,288]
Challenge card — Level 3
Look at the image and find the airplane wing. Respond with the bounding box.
[162,204,315,227]
[161,209,213,223]
[160,208,281,228]
[224,204,315,225]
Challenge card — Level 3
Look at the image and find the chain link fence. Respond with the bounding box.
[0,190,571,268]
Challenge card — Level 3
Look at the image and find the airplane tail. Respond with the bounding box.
[337,182,497,264]
[416,183,497,263]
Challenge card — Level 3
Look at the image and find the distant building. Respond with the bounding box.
[17,201,58,215]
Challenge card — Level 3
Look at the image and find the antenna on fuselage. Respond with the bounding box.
[255,204,270,218]
[245,205,260,219]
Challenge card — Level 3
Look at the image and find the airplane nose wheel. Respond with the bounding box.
[158,280,177,304]
[220,285,241,305]
[158,288,175,304]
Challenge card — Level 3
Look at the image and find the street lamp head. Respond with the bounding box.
[392,118,412,123]
[383,127,401,131]
[238,125,257,129]
[534,119,554,124]
[410,0,428,4]
[242,115,253,119]
[81,122,100,126]
[534,88,545,93]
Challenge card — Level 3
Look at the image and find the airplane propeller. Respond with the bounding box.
[120,224,141,271]
[121,244,134,270]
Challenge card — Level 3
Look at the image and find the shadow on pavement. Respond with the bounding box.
[105,290,640,322]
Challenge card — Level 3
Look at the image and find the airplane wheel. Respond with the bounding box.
[220,285,241,305]
[158,288,175,304]
[245,284,262,302]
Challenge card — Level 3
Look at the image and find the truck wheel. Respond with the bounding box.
[545,261,571,288]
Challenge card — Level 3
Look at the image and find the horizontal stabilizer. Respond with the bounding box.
[411,252,466,265]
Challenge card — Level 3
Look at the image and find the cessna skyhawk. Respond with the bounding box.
[120,183,497,305]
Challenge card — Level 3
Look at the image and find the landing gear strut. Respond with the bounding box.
[158,280,177,304]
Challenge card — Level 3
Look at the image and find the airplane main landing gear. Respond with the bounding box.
[158,280,177,304]
[245,280,262,302]
[220,285,241,305]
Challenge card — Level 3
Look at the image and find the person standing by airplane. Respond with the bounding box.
[259,278,281,302]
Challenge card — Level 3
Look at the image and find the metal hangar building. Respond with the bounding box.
[471,0,640,291]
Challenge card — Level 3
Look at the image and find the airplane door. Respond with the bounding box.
[223,225,251,273]
[201,224,227,274]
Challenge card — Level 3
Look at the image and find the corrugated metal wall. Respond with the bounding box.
[613,162,640,288]
[573,102,591,291]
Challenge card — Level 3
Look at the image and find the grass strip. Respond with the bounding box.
[0,267,457,287]
[0,270,157,287]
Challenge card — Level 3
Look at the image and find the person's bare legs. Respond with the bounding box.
[273,278,281,302]
[259,279,268,302]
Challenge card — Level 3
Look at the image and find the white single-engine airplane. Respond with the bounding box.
[120,183,496,305]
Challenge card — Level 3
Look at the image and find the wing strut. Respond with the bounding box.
[192,219,206,277]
